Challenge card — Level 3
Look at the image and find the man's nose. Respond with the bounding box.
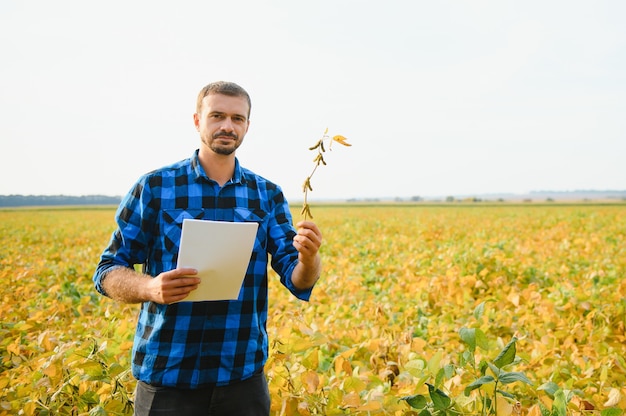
[220,117,235,132]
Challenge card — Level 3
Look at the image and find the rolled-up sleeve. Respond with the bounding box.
[93,179,155,296]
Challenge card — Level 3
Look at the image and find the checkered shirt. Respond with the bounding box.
[93,150,312,388]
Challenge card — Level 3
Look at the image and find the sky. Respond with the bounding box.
[1,0,625,201]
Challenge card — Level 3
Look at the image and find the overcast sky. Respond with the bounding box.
[1,0,624,201]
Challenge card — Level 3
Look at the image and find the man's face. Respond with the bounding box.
[194,93,250,156]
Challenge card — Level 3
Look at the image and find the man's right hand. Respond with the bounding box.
[146,268,200,304]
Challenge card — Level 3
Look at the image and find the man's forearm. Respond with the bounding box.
[291,255,322,290]
[102,267,153,303]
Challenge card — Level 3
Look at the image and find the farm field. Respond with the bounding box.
[0,204,625,415]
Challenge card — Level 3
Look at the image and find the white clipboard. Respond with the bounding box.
[175,219,258,302]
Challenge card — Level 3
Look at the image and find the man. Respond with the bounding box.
[93,81,322,415]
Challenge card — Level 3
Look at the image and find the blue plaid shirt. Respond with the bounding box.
[94,150,313,388]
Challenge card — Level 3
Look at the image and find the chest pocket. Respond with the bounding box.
[234,207,267,223]
[161,208,270,252]
[161,209,206,253]
[234,208,269,251]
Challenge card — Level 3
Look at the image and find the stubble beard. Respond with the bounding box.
[211,144,237,156]
[204,132,241,155]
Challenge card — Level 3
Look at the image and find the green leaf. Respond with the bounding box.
[435,367,445,386]
[552,389,567,416]
[461,350,473,367]
[81,390,99,404]
[401,394,428,409]
[427,383,451,411]
[478,359,489,376]
[459,327,476,352]
[497,389,516,399]
[108,362,125,377]
[487,362,502,377]
[88,406,108,416]
[475,328,490,350]
[473,302,485,320]
[601,409,623,416]
[78,360,104,378]
[498,371,533,386]
[537,381,560,398]
[464,375,495,395]
[428,350,443,376]
[493,337,517,369]
[538,403,552,416]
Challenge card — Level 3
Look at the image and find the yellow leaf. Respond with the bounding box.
[332,135,352,146]
[301,370,319,393]
[604,388,621,407]
[297,401,311,416]
[496,396,513,416]
[79,380,90,395]
[6,338,20,356]
[335,356,346,375]
[412,337,427,351]
[343,376,366,393]
[600,365,608,383]
[342,391,361,408]
[43,362,61,379]
[340,347,358,359]
[302,348,319,369]
[119,340,135,352]
[507,291,520,307]
[22,402,36,416]
[357,400,382,411]
[97,383,112,396]
[38,331,55,352]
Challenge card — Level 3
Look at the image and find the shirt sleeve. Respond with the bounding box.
[93,178,156,297]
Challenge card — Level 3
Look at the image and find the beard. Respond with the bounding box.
[211,143,238,155]
[204,131,242,155]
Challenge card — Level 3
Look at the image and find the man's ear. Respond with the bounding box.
[193,113,200,130]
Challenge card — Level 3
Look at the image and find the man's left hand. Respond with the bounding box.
[293,221,322,265]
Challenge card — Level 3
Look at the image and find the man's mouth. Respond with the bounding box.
[213,132,238,141]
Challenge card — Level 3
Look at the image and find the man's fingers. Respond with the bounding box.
[169,267,199,277]
[161,278,201,304]
[162,268,200,284]
[294,230,322,250]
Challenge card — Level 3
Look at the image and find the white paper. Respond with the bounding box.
[175,219,258,302]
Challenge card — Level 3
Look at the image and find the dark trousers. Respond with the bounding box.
[133,371,270,416]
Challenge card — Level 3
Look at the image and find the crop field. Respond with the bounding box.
[0,204,625,415]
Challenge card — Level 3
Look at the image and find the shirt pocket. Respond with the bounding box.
[161,209,206,253]
[234,208,268,250]
[233,207,268,223]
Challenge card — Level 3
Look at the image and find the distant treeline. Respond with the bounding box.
[0,195,122,207]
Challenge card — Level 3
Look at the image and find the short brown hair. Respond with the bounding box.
[196,81,252,118]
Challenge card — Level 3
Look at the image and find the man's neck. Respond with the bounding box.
[198,150,236,187]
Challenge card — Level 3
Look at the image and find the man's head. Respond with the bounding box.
[194,81,251,156]
[196,81,252,119]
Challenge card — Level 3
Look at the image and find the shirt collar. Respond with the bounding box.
[191,149,247,185]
